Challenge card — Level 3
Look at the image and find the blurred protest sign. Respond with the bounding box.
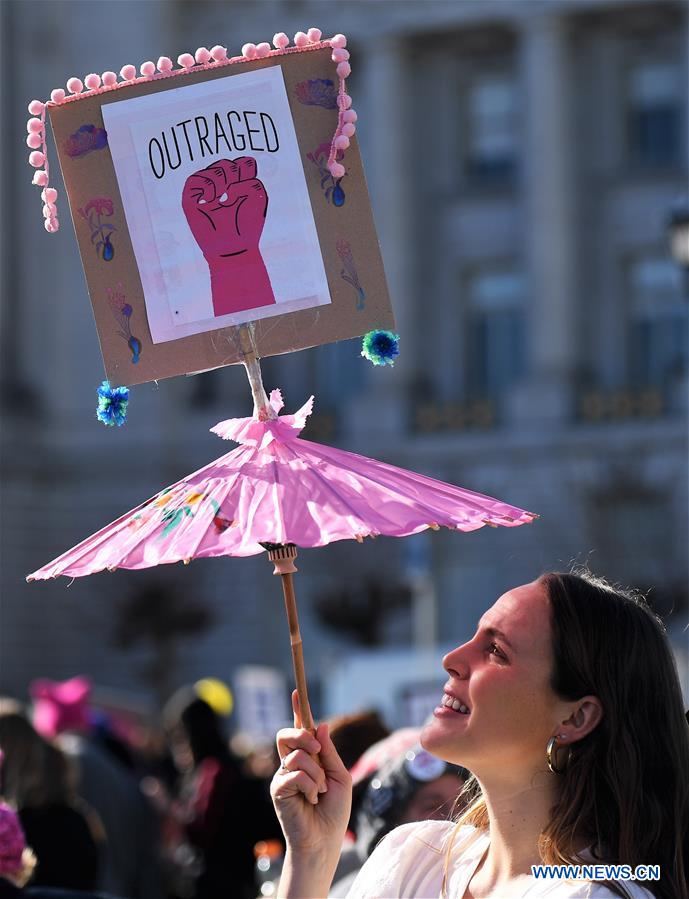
[233,665,290,741]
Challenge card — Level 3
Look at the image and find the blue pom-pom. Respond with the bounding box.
[96,380,129,427]
[361,329,400,366]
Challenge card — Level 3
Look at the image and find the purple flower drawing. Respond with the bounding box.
[108,284,142,364]
[306,142,346,206]
[64,124,108,158]
[294,79,338,109]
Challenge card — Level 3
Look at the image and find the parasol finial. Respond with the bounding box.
[264,542,299,575]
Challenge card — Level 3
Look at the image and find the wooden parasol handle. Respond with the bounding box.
[263,543,315,734]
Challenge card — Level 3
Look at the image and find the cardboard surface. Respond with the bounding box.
[49,47,394,386]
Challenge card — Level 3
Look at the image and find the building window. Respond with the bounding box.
[628,256,687,388]
[465,75,518,183]
[465,268,526,398]
[627,61,682,168]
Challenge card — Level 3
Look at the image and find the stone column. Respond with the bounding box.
[509,14,576,426]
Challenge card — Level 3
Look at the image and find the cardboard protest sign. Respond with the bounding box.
[48,46,394,386]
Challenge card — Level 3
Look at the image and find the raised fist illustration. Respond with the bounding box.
[182,157,276,317]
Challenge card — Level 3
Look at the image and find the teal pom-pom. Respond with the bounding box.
[361,329,400,366]
[96,380,129,427]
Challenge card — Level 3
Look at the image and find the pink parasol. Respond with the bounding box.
[28,383,537,731]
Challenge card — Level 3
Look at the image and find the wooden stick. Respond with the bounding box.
[238,323,273,419]
[280,570,315,733]
[264,544,315,734]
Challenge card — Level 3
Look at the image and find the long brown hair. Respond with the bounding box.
[442,570,689,899]
[0,705,77,808]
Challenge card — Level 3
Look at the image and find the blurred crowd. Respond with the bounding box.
[0,677,466,899]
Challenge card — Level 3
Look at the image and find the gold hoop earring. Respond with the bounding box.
[546,736,572,774]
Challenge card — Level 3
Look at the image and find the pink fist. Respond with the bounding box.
[182,156,276,317]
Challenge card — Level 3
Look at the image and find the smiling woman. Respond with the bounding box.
[270,570,689,899]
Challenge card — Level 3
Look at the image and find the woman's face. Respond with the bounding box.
[421,580,570,779]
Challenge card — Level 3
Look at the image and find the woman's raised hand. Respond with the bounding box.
[271,691,352,857]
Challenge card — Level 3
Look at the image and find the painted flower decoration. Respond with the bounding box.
[96,380,129,427]
[63,124,108,158]
[295,78,338,109]
[81,197,114,217]
[361,329,400,366]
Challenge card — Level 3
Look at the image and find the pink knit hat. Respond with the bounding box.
[0,803,27,877]
[29,675,92,739]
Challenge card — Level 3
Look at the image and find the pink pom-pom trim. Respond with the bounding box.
[31,29,345,235]
[324,32,353,182]
[343,109,358,123]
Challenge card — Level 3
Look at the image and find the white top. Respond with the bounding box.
[344,820,656,899]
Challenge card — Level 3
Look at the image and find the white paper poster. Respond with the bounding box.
[103,67,331,343]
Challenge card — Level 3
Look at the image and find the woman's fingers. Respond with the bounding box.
[272,768,320,805]
[292,688,303,728]
[276,727,321,760]
[282,748,327,792]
